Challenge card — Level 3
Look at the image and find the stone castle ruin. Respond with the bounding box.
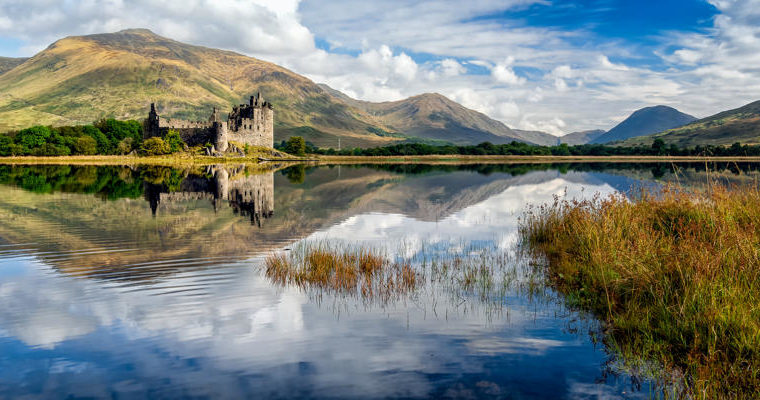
[145,92,274,151]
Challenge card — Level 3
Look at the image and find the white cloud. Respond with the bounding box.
[439,58,466,77]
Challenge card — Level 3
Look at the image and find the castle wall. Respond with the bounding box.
[145,95,274,151]
[228,107,274,148]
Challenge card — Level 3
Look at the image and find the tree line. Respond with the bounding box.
[280,137,760,157]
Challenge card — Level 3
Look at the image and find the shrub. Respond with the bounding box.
[164,130,184,153]
[284,136,306,156]
[140,137,170,156]
[117,137,135,154]
[73,135,98,155]
[32,143,70,156]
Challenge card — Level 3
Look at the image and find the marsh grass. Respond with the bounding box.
[520,183,760,398]
[264,239,548,322]
[265,243,417,302]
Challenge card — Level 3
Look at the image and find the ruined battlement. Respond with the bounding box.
[145,92,274,152]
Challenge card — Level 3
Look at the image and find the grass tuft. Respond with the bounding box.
[264,244,417,301]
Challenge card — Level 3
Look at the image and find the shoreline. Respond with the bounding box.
[2,154,760,166]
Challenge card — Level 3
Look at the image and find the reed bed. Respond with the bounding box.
[263,239,542,315]
[265,243,417,302]
[520,184,760,398]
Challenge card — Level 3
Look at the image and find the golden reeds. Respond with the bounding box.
[521,184,760,398]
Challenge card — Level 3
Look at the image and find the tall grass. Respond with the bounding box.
[265,243,416,302]
[520,184,760,398]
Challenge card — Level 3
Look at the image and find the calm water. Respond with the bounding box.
[0,162,756,399]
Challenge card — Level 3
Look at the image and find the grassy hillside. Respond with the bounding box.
[0,57,27,75]
[560,129,605,145]
[619,100,760,147]
[0,29,399,148]
[592,105,696,144]
[512,129,560,146]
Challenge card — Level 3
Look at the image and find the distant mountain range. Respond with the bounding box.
[560,129,606,145]
[317,83,554,145]
[618,100,760,147]
[0,29,553,147]
[590,105,697,144]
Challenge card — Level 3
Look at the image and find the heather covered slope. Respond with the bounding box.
[591,105,696,144]
[619,100,760,147]
[0,29,396,148]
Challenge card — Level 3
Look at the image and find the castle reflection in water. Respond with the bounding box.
[144,165,275,226]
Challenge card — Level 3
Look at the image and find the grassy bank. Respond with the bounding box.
[521,184,760,398]
[0,154,312,167]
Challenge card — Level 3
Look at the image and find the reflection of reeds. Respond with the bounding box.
[265,244,416,301]
[263,239,547,321]
[521,184,760,399]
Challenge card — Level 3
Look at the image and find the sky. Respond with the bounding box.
[0,0,758,135]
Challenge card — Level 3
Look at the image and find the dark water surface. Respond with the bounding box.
[0,162,757,399]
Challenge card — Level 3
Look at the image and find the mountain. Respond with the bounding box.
[0,29,408,148]
[0,29,547,147]
[0,57,27,75]
[512,129,560,146]
[560,129,605,145]
[318,84,541,145]
[618,100,760,147]
[591,105,696,144]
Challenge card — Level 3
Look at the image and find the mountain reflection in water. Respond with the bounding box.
[0,162,758,399]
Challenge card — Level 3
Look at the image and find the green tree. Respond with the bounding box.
[82,125,111,154]
[284,136,306,156]
[15,126,52,150]
[164,130,184,153]
[32,143,70,156]
[652,138,666,156]
[140,137,170,156]
[95,119,142,150]
[73,135,98,155]
[0,135,13,156]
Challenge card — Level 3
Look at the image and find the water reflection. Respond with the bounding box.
[0,162,757,398]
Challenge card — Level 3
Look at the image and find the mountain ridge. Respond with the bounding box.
[560,129,606,145]
[618,100,760,147]
[591,105,696,144]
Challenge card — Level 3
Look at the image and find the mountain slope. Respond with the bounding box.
[591,105,696,144]
[0,29,399,147]
[319,83,552,145]
[512,129,560,146]
[0,57,27,75]
[618,100,760,147]
[560,129,605,145]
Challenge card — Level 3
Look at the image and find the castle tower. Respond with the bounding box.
[214,121,228,152]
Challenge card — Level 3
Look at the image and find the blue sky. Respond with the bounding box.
[0,0,758,135]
